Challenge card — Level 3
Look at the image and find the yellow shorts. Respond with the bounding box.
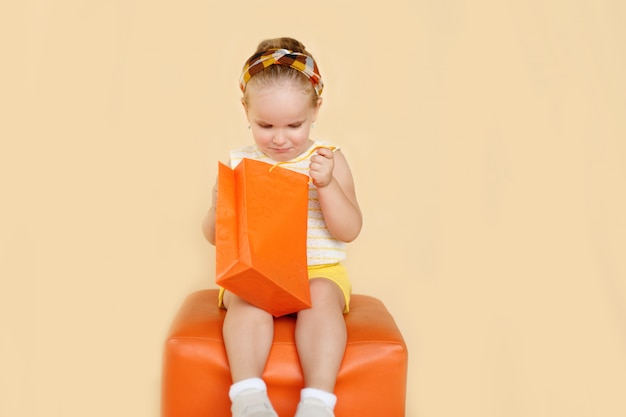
[218,262,352,313]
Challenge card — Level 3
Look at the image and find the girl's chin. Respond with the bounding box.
[266,148,296,161]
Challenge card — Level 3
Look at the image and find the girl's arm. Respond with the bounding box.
[201,181,218,245]
[309,148,362,242]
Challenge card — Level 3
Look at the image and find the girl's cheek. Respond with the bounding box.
[253,130,271,142]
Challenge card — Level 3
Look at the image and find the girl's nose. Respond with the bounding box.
[272,131,286,145]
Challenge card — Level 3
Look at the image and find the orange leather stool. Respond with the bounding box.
[162,289,407,417]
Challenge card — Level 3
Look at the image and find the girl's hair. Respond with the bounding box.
[242,37,320,107]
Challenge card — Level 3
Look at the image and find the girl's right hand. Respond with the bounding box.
[211,181,218,207]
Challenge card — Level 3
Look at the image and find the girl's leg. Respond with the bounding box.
[222,291,274,381]
[294,278,347,416]
[222,291,277,417]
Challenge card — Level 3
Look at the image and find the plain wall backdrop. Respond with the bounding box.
[1,1,625,416]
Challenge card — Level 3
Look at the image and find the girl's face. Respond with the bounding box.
[243,81,321,162]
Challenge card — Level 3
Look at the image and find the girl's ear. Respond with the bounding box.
[312,97,323,121]
[241,98,251,125]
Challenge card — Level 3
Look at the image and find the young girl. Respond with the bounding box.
[202,37,362,417]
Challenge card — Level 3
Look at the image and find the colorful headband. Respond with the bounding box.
[239,48,324,96]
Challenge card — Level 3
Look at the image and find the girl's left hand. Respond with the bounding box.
[309,147,335,188]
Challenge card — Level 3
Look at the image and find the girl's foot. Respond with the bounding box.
[294,398,335,417]
[231,389,278,417]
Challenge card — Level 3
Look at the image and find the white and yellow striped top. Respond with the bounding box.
[230,141,346,266]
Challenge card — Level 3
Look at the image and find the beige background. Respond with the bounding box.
[1,1,625,416]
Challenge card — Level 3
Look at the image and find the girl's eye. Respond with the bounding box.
[289,123,302,128]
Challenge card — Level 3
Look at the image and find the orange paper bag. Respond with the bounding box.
[215,158,311,317]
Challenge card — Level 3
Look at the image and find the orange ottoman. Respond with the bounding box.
[161,289,408,417]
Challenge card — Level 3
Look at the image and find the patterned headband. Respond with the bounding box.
[239,48,324,96]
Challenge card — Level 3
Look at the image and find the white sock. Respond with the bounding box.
[300,388,337,409]
[229,377,267,401]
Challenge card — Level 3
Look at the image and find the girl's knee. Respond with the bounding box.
[224,292,272,317]
[309,278,345,311]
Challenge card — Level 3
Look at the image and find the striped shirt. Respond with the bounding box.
[230,141,346,266]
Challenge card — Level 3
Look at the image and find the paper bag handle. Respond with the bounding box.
[269,145,338,172]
